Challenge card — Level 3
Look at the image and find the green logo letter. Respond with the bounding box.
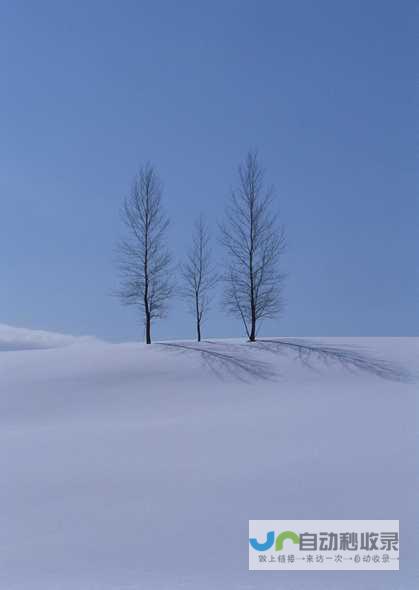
[275,530,300,551]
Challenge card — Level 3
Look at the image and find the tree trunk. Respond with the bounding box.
[145,312,151,344]
[195,293,201,342]
[249,233,256,342]
[144,251,151,343]
[249,310,256,342]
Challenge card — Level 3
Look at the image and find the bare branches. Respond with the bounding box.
[116,152,286,343]
[220,151,286,341]
[180,216,218,341]
[117,163,173,343]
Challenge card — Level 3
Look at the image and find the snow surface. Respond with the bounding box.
[0,331,417,589]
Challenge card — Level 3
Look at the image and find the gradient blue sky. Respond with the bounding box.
[1,0,417,340]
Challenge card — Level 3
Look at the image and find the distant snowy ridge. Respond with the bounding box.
[0,323,97,351]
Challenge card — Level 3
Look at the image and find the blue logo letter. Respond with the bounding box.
[249,531,275,551]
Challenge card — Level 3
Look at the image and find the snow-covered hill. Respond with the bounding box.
[0,334,417,589]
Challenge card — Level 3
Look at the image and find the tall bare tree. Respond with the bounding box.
[180,216,217,341]
[117,163,173,344]
[220,151,286,341]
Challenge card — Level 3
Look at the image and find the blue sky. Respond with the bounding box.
[1,0,417,340]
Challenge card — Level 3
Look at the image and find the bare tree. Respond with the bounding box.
[117,163,173,344]
[220,151,286,342]
[180,216,218,342]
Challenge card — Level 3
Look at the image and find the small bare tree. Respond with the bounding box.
[180,216,218,342]
[220,151,286,341]
[117,163,173,344]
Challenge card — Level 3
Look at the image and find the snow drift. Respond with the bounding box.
[0,335,417,589]
[0,323,97,351]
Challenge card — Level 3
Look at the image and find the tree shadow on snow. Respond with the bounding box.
[159,338,414,384]
[254,338,414,383]
[159,341,277,382]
